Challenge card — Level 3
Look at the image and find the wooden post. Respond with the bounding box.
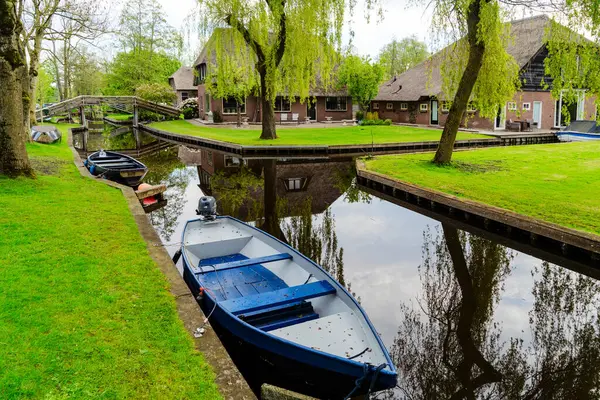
[80,106,87,128]
[133,105,139,127]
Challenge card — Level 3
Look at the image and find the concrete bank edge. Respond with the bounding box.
[68,128,255,400]
[356,159,600,254]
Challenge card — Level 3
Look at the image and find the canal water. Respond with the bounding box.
[96,123,600,398]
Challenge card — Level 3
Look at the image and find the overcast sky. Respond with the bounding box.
[154,0,434,64]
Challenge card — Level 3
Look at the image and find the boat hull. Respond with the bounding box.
[181,257,396,398]
[557,131,600,142]
[84,151,147,187]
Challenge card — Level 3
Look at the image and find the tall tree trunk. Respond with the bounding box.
[260,71,277,140]
[237,103,241,127]
[28,33,44,126]
[433,0,487,164]
[0,0,33,177]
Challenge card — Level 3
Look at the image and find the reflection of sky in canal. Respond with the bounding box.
[146,149,600,398]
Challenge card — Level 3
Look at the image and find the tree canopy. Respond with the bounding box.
[193,0,379,139]
[337,54,383,112]
[377,36,429,80]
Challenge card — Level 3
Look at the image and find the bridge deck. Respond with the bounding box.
[37,96,180,119]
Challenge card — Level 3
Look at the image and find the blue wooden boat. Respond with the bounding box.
[177,197,397,398]
[83,150,147,187]
[557,120,600,142]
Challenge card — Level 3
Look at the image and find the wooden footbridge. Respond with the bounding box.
[37,95,180,127]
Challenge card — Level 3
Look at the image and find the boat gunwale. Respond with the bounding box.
[87,150,148,171]
[181,216,397,376]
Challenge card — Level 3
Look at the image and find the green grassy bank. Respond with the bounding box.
[0,124,221,399]
[364,142,600,236]
[107,113,133,121]
[149,120,490,146]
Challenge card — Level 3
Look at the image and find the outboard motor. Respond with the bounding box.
[196,196,217,220]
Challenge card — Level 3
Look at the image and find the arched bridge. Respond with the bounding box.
[36,95,180,126]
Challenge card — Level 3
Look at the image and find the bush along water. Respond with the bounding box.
[180,97,199,119]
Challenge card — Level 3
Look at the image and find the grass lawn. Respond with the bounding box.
[149,119,490,146]
[364,142,600,236]
[0,124,221,399]
[107,113,133,121]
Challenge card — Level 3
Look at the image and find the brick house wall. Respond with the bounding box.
[197,85,352,123]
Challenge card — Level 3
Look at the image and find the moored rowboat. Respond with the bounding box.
[176,197,397,398]
[84,150,147,187]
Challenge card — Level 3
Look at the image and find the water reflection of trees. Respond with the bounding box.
[143,148,195,241]
[383,224,600,400]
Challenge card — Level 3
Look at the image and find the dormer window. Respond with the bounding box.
[284,177,307,191]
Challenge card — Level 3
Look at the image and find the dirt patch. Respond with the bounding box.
[451,160,504,174]
[30,157,69,176]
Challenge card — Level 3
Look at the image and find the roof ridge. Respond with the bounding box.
[507,13,550,25]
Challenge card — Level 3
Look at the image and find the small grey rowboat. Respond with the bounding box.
[176,197,397,398]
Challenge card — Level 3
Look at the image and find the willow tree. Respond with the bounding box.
[0,0,33,177]
[195,0,361,140]
[430,0,520,164]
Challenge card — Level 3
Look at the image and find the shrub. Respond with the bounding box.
[212,110,223,123]
[135,83,176,104]
[365,111,380,121]
[360,118,392,126]
[180,97,199,119]
[355,110,364,121]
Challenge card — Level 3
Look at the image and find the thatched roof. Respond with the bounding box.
[169,66,196,91]
[375,14,554,101]
[192,28,349,97]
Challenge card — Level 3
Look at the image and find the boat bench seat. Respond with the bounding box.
[197,253,292,274]
[221,280,336,315]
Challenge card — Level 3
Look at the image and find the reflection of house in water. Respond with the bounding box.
[193,148,353,218]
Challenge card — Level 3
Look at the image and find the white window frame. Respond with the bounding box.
[522,102,531,111]
[441,101,450,112]
[372,102,379,110]
[420,103,428,112]
[507,102,517,111]
[222,97,246,115]
[386,103,394,110]
[400,102,408,111]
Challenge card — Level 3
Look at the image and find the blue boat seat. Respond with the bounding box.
[221,280,336,315]
[197,253,292,274]
[240,301,319,332]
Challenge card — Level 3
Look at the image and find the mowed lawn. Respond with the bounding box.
[149,119,490,146]
[0,124,221,399]
[364,142,600,236]
[107,113,133,121]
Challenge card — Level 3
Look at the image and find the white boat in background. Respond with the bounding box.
[557,120,600,142]
[174,197,397,398]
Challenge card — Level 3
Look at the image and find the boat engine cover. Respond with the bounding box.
[197,196,217,218]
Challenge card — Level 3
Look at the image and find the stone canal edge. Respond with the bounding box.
[355,159,600,257]
[67,129,256,400]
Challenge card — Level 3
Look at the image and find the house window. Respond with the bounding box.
[181,92,189,101]
[420,103,428,112]
[206,151,213,166]
[285,177,307,191]
[275,96,291,112]
[373,102,379,110]
[441,101,450,112]
[400,103,408,111]
[507,102,517,111]
[205,94,210,112]
[325,96,347,111]
[467,102,477,113]
[195,63,207,85]
[386,103,394,110]
[522,102,531,111]
[222,97,245,114]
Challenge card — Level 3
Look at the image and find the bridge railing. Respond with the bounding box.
[36,95,181,120]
